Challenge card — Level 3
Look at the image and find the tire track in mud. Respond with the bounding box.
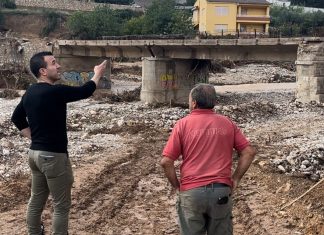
[69,129,168,233]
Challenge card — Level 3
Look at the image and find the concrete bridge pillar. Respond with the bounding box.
[296,42,324,103]
[141,58,209,104]
[55,55,111,89]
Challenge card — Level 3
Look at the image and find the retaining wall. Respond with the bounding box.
[15,0,143,12]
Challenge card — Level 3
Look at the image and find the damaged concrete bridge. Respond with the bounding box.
[54,37,324,103]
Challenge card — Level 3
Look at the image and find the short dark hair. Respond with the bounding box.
[190,83,216,109]
[30,51,53,78]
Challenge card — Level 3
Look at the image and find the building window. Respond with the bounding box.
[241,8,248,15]
[215,24,228,33]
[215,7,229,16]
[240,25,247,32]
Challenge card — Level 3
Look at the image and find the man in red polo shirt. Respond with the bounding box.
[161,83,256,235]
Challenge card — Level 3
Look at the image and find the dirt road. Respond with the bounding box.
[0,79,323,234]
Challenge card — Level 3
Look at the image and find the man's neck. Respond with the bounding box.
[38,76,54,85]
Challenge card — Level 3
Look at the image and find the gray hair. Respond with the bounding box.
[190,83,216,109]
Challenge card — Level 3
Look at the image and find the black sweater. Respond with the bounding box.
[11,81,96,153]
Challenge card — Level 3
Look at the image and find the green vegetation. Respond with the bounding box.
[41,10,61,37]
[0,0,16,9]
[67,7,133,39]
[68,0,195,39]
[291,0,324,8]
[270,6,324,36]
[141,0,194,35]
[185,0,196,6]
[0,10,3,27]
[94,0,133,4]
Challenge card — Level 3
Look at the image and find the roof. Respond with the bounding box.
[207,0,270,5]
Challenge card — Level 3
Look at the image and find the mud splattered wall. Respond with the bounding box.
[0,37,52,72]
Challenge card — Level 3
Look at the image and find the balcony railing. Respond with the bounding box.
[237,15,270,22]
[237,14,269,17]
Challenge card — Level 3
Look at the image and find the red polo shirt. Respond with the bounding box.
[162,109,250,191]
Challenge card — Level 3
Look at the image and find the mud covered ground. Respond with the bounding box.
[0,63,323,235]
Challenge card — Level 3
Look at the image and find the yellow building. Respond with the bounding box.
[192,0,271,35]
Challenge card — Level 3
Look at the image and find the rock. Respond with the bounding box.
[89,110,97,115]
[117,119,125,127]
[278,165,286,172]
[283,182,291,192]
[3,149,10,155]
[301,160,310,166]
[81,133,89,140]
[286,155,296,165]
[310,174,320,181]
[170,115,179,120]
[258,161,267,167]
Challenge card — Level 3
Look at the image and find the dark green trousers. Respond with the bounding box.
[27,150,74,235]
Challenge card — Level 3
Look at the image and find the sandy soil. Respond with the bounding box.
[0,64,323,235]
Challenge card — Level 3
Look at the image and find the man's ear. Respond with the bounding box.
[192,100,197,109]
[39,68,47,76]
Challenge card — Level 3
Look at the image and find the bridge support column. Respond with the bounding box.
[296,42,324,103]
[56,55,111,89]
[141,58,209,104]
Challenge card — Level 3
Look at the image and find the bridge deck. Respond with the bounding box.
[57,37,324,47]
[55,37,324,61]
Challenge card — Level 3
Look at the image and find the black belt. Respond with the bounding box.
[204,183,229,188]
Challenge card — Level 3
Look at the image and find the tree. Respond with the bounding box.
[67,0,195,38]
[139,0,195,35]
[67,7,133,39]
[270,6,324,36]
[0,10,4,28]
[186,0,196,6]
[0,0,16,9]
[123,15,145,35]
[41,10,61,37]
[291,0,324,9]
[167,10,195,35]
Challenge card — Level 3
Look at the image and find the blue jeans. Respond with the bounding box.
[177,184,233,235]
[27,150,74,235]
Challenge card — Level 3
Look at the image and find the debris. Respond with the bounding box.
[280,178,324,211]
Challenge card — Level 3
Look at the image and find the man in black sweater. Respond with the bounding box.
[11,51,107,235]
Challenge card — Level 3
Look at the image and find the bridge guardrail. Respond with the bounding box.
[99,27,324,40]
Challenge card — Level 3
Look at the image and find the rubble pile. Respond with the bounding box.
[0,89,20,99]
[216,101,278,124]
[272,145,324,181]
[210,63,296,85]
[1,89,323,181]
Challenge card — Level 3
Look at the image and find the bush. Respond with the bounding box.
[41,10,60,37]
[0,0,16,9]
